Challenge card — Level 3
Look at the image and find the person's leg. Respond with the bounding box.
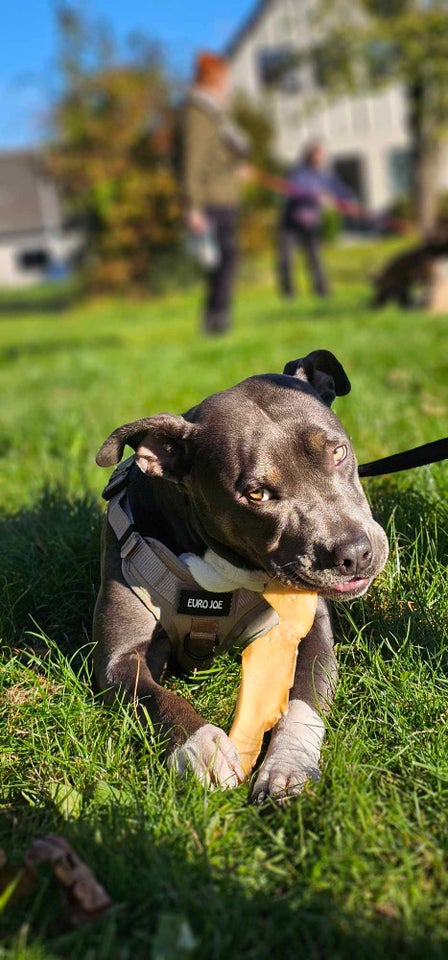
[203,207,238,334]
[203,209,220,334]
[277,224,297,298]
[299,229,330,297]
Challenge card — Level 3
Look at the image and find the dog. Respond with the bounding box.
[372,233,448,308]
[93,350,389,802]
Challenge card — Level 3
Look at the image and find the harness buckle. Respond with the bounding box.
[102,456,135,501]
[120,529,141,559]
[183,632,218,662]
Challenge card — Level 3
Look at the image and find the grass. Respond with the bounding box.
[1,239,448,959]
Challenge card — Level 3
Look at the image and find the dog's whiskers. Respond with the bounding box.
[274,558,302,571]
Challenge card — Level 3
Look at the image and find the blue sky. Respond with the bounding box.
[1,0,254,149]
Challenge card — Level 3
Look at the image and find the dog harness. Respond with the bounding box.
[102,457,278,673]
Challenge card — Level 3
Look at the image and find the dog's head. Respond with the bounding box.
[97,350,388,600]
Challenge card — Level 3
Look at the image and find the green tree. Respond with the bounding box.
[230,96,281,254]
[292,1,448,232]
[49,4,181,292]
[233,95,275,173]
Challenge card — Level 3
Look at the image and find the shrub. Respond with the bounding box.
[49,6,181,294]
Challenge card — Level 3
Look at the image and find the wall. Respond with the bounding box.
[0,228,84,288]
[228,0,448,210]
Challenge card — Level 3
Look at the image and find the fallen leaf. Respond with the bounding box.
[25,834,111,924]
[48,781,83,819]
[90,780,121,806]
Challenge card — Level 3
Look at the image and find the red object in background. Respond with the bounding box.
[194,52,228,86]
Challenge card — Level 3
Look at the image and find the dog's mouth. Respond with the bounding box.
[270,566,373,601]
[321,576,372,600]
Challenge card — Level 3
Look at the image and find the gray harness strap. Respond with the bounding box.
[103,457,277,671]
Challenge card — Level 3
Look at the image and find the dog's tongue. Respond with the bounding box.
[331,577,370,593]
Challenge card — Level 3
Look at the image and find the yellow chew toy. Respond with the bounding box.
[229,584,318,778]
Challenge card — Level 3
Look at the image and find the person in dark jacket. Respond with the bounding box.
[278,140,359,298]
[183,52,250,334]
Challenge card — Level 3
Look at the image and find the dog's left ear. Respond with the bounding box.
[96,414,199,484]
[283,349,351,407]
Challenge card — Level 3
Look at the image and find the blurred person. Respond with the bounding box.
[278,140,359,299]
[183,52,251,334]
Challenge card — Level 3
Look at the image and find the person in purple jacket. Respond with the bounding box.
[278,140,359,299]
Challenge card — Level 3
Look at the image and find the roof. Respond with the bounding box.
[225,0,274,57]
[0,150,61,237]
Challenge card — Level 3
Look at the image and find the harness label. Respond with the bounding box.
[177,589,233,617]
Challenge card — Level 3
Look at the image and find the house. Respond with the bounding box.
[0,150,84,287]
[227,0,448,211]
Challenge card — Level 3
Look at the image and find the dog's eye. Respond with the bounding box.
[247,488,272,503]
[333,444,348,466]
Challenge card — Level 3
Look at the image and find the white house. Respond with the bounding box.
[227,0,448,211]
[0,151,84,287]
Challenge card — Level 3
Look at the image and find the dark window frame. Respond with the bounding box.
[257,46,302,94]
[17,249,50,271]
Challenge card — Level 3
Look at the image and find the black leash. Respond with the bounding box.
[358,437,448,478]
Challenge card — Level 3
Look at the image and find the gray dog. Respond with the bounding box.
[93,350,388,802]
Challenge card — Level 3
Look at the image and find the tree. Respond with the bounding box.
[233,95,275,173]
[231,96,279,254]
[289,1,448,233]
[48,4,181,292]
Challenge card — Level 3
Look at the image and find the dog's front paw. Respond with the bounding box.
[251,754,320,805]
[250,699,325,805]
[169,724,244,790]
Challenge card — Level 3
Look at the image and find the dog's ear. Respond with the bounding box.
[283,350,351,407]
[96,414,199,483]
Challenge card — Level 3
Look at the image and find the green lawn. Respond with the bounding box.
[1,242,448,959]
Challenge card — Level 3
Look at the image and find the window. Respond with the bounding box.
[332,156,366,203]
[388,148,413,195]
[17,249,49,271]
[257,46,302,94]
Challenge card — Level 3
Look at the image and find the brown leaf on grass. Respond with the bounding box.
[25,834,111,924]
[0,836,111,925]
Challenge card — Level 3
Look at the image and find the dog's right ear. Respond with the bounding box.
[96,414,199,484]
[283,349,351,407]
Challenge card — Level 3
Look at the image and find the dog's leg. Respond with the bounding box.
[93,522,243,789]
[251,598,336,803]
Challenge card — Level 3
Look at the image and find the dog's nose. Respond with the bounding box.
[332,535,373,577]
